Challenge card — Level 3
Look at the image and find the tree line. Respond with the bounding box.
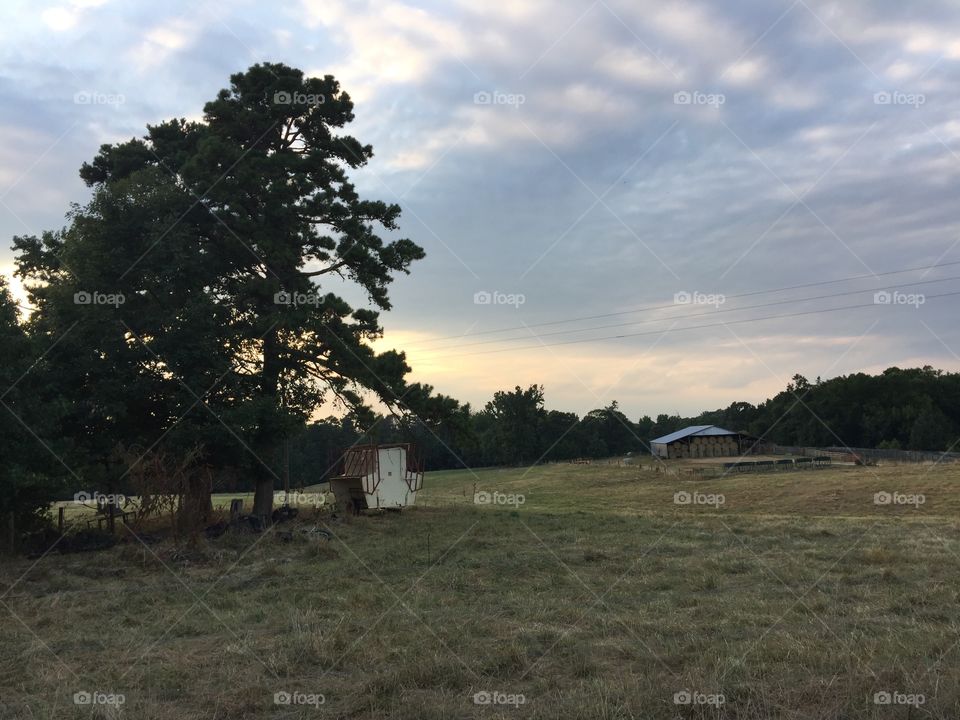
[283,366,960,486]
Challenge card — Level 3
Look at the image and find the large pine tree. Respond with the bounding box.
[14,63,424,522]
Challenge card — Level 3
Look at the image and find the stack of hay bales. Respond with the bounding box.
[667,434,745,459]
[657,429,744,461]
[699,434,740,457]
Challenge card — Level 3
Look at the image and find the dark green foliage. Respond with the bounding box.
[655,366,960,452]
[290,366,960,476]
[0,278,64,544]
[12,63,426,520]
[483,385,545,465]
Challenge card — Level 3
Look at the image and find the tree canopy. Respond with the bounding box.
[13,63,425,522]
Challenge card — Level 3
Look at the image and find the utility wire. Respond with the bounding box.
[411,274,960,351]
[416,289,960,360]
[406,258,960,348]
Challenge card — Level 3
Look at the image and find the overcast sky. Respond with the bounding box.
[2,0,960,418]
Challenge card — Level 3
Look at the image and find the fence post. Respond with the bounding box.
[229,499,243,527]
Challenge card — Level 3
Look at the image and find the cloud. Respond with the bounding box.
[595,47,683,86]
[722,57,767,85]
[128,18,201,70]
[381,322,918,417]
[40,0,110,32]
[301,0,475,101]
[4,0,960,418]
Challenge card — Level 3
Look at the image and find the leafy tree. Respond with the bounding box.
[484,384,545,465]
[397,383,477,469]
[289,417,362,486]
[584,401,640,455]
[0,278,62,545]
[16,63,425,522]
[14,167,232,502]
[651,413,685,439]
[539,410,587,461]
[909,403,952,451]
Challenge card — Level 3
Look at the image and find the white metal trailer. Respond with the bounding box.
[329,443,424,513]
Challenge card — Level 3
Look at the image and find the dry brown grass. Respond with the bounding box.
[1,461,959,718]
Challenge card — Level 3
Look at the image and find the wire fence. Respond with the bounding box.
[768,445,960,465]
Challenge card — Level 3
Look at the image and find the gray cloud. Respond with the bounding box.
[2,0,960,416]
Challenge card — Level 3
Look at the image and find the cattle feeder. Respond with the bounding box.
[329,443,424,513]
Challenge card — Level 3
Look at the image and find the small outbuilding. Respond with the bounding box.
[329,443,424,513]
[650,425,750,459]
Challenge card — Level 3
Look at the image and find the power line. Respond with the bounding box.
[416,289,960,360]
[406,258,960,348]
[413,274,960,351]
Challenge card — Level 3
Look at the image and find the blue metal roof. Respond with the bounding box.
[650,425,738,445]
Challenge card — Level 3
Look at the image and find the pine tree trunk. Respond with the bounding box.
[252,478,275,527]
[251,328,281,527]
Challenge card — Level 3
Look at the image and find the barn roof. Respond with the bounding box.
[650,425,739,444]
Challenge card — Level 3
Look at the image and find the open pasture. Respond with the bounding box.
[1,462,959,718]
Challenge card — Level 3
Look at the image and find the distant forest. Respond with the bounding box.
[290,366,960,482]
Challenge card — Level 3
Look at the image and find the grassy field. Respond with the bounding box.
[2,461,960,718]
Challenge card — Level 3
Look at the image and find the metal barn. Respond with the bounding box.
[650,425,748,459]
